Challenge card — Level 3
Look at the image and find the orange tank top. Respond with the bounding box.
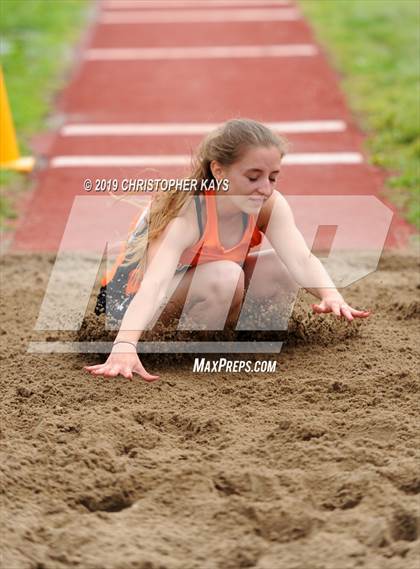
[100,191,263,296]
[177,190,263,268]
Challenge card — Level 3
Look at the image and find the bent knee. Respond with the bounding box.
[245,253,299,299]
[207,261,245,306]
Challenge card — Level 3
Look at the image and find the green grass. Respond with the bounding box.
[300,0,420,228]
[0,0,90,227]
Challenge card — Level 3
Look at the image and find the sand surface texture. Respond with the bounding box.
[1,251,419,569]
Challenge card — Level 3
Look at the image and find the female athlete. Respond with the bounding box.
[84,118,370,382]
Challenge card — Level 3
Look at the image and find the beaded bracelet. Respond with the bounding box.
[112,340,138,350]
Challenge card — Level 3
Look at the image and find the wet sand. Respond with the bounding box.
[1,250,419,569]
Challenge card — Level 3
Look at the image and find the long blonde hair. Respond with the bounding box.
[119,118,289,285]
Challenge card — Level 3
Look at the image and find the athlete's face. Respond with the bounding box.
[212,145,282,214]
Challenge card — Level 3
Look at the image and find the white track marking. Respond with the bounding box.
[283,153,363,165]
[103,1,292,9]
[86,44,317,61]
[51,155,199,167]
[50,153,363,168]
[61,121,347,136]
[100,8,300,24]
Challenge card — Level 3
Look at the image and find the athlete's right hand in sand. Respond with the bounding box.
[84,344,159,382]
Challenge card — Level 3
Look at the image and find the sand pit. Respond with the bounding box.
[1,250,419,569]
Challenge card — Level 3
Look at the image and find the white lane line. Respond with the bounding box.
[86,44,317,61]
[284,153,363,165]
[61,121,347,136]
[103,1,292,9]
[50,155,198,167]
[50,153,363,168]
[100,8,300,23]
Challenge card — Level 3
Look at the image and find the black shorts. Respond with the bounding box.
[94,262,192,321]
[94,284,135,322]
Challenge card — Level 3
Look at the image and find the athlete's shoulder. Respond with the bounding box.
[161,196,201,248]
[177,194,202,235]
[177,194,199,219]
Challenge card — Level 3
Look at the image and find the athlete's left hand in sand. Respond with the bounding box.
[311,293,371,321]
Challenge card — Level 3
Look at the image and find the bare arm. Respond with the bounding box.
[115,214,195,341]
[84,208,197,381]
[263,192,371,321]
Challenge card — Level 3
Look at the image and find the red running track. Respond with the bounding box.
[9,0,413,253]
